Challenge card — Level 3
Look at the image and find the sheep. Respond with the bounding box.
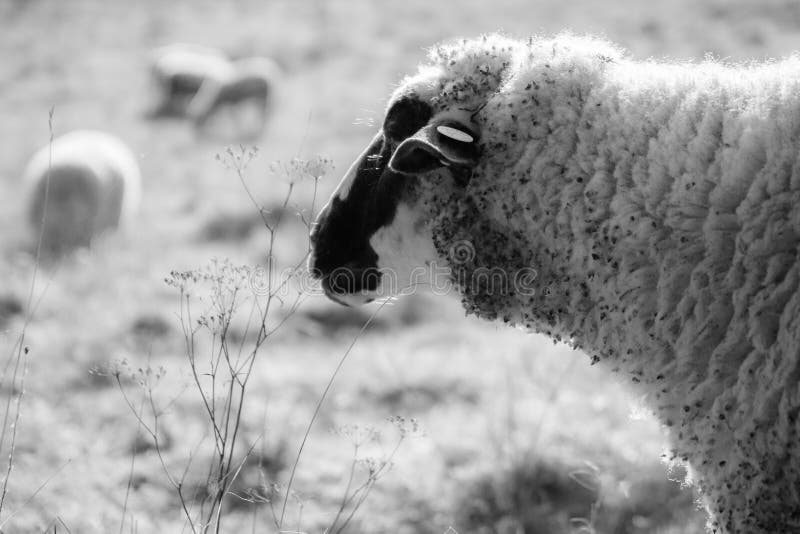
[147,43,235,118]
[24,130,141,255]
[187,56,281,139]
[308,33,800,533]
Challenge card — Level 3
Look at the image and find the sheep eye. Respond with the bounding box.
[436,125,475,143]
[384,96,432,140]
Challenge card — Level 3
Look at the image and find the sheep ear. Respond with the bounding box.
[388,123,479,176]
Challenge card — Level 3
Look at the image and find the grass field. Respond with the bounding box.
[1,1,800,532]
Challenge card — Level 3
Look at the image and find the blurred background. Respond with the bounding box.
[1,0,799,532]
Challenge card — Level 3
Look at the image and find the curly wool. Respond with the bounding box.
[397,34,800,533]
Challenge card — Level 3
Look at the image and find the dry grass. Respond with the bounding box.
[0,0,797,532]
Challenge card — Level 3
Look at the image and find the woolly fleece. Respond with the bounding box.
[391,34,800,533]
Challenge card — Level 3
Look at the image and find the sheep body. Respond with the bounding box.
[24,130,141,254]
[311,34,800,533]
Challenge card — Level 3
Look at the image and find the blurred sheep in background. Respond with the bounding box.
[188,56,282,140]
[146,43,235,118]
[24,130,142,257]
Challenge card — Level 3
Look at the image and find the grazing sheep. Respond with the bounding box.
[309,33,800,533]
[24,130,141,254]
[187,56,280,138]
[147,43,235,118]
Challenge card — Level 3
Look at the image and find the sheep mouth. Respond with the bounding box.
[319,266,381,296]
[316,267,381,306]
[308,238,383,305]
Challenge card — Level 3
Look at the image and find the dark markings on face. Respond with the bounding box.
[384,95,433,141]
[310,95,433,296]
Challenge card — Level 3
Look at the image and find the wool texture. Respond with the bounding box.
[393,34,800,533]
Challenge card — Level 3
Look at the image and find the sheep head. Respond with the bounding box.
[309,36,521,306]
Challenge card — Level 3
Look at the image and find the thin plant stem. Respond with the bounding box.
[0,459,71,530]
[119,395,147,534]
[0,108,57,520]
[279,298,391,528]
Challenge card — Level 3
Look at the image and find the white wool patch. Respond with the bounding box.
[369,202,439,298]
[333,156,359,202]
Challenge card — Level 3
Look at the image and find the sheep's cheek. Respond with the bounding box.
[368,203,438,296]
